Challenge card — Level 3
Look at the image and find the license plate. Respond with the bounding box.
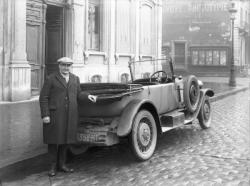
[77,133,98,142]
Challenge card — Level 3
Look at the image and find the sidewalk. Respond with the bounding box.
[0,76,249,183]
[199,76,249,102]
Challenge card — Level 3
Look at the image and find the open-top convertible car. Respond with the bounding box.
[70,58,214,161]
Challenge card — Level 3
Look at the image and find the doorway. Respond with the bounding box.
[45,5,65,76]
[174,42,186,69]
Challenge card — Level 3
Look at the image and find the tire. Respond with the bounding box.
[198,96,212,129]
[183,75,200,113]
[129,110,157,161]
[69,144,89,155]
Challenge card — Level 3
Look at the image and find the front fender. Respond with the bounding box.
[117,99,153,137]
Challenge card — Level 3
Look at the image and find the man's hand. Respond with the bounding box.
[88,95,97,103]
[42,116,50,124]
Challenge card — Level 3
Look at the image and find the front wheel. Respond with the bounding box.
[129,110,157,161]
[198,96,212,129]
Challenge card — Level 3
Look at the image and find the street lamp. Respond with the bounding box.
[228,1,237,87]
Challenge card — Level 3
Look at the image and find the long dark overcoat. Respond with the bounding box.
[39,72,89,144]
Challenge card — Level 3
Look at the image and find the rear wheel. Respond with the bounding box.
[129,110,157,161]
[198,96,212,129]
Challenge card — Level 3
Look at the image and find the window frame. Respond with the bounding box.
[190,46,229,66]
[87,0,102,51]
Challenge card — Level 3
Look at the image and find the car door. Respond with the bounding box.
[147,84,162,112]
[159,83,179,114]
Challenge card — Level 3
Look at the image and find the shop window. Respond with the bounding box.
[206,51,213,65]
[191,48,227,66]
[199,51,205,65]
[220,51,226,65]
[213,51,220,65]
[192,51,198,65]
[88,0,101,51]
[91,75,102,83]
[121,73,129,83]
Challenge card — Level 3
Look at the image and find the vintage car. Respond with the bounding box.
[70,58,214,161]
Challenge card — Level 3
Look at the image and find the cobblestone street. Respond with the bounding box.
[1,90,250,186]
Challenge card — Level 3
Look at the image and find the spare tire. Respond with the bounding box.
[183,75,200,113]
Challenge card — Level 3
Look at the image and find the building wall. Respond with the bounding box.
[233,0,250,74]
[162,0,250,76]
[0,0,162,167]
[0,0,162,101]
[0,100,46,168]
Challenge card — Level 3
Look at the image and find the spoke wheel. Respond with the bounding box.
[129,110,157,161]
[198,96,212,129]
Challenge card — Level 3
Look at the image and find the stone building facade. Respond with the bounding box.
[162,0,250,76]
[0,0,162,168]
[0,0,162,102]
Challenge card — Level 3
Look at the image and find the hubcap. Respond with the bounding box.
[138,122,151,146]
[203,102,210,121]
[190,83,198,104]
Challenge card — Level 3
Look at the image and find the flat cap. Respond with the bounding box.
[57,57,73,64]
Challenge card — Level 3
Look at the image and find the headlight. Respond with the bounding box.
[198,80,203,88]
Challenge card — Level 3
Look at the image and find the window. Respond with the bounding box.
[199,51,205,65]
[213,51,219,65]
[206,51,212,65]
[192,51,198,65]
[88,0,101,51]
[191,48,228,66]
[121,73,129,83]
[220,51,227,65]
[91,75,102,83]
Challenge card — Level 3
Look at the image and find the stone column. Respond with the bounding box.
[156,0,162,71]
[69,0,85,80]
[102,0,113,82]
[0,0,4,101]
[9,0,31,101]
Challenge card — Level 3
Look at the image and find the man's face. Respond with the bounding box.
[59,63,72,75]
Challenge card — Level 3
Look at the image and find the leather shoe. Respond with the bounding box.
[59,165,74,173]
[48,165,57,177]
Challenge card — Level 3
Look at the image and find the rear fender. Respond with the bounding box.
[117,99,159,137]
[185,88,214,123]
[203,88,214,97]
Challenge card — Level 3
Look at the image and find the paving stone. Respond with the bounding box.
[1,90,249,185]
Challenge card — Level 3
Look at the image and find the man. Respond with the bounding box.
[39,57,97,177]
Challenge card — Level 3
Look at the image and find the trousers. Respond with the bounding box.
[48,144,68,166]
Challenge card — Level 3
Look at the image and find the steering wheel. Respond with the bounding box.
[150,71,168,83]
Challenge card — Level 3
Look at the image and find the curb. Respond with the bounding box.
[210,86,249,102]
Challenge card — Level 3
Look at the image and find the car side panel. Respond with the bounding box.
[147,85,162,112]
[160,83,179,113]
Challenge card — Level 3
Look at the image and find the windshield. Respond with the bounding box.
[128,57,174,82]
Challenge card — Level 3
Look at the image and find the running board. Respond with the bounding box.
[160,110,185,127]
[161,126,179,132]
